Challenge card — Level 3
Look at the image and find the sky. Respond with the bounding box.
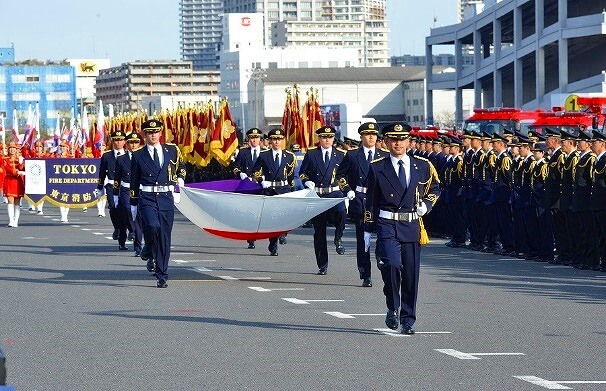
[1,0,458,65]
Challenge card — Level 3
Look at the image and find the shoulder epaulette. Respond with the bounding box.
[335,147,347,153]
[379,147,389,153]
[371,156,386,164]
[283,150,295,156]
[348,146,360,151]
[131,146,144,152]
[306,146,318,151]
[239,146,248,150]
[102,150,112,155]
[260,149,271,153]
[413,155,430,163]
[166,142,176,146]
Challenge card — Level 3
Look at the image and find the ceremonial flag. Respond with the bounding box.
[92,100,106,158]
[189,104,214,167]
[210,99,238,166]
[301,90,324,150]
[11,108,19,144]
[282,91,294,145]
[80,106,89,152]
[22,103,39,149]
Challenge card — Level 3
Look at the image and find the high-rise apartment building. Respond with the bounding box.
[179,0,224,70]
[458,0,484,22]
[220,0,389,67]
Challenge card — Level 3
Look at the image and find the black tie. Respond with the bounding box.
[252,148,258,163]
[398,160,407,188]
[274,152,280,168]
[324,150,330,168]
[367,150,373,164]
[153,147,160,169]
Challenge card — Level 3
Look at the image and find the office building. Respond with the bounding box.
[180,0,224,69]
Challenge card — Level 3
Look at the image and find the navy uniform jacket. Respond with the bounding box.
[530,158,547,208]
[252,149,296,194]
[511,157,526,209]
[129,144,186,208]
[233,146,259,177]
[478,149,496,204]
[113,151,134,206]
[517,156,536,209]
[462,148,474,200]
[299,147,346,198]
[97,150,120,190]
[490,151,513,203]
[543,148,565,209]
[469,149,484,201]
[364,155,441,242]
[590,153,606,211]
[560,150,579,212]
[336,147,389,217]
[572,151,595,212]
[445,154,464,203]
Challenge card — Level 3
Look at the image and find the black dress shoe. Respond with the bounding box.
[270,250,278,256]
[401,323,415,335]
[278,235,287,245]
[156,279,168,288]
[334,239,345,255]
[118,245,128,251]
[317,268,327,275]
[112,229,119,240]
[146,259,156,273]
[140,245,151,261]
[134,250,141,257]
[127,231,134,241]
[450,242,466,248]
[385,310,399,330]
[362,278,372,287]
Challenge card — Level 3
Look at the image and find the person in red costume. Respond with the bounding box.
[3,142,25,227]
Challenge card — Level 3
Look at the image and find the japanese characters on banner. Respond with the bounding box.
[24,158,101,207]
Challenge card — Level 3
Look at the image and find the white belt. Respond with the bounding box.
[104,178,113,186]
[316,186,340,195]
[355,186,368,194]
[120,181,131,189]
[140,185,173,193]
[270,180,289,187]
[379,209,418,222]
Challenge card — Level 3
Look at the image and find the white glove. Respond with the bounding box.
[239,173,248,180]
[113,195,119,206]
[416,202,428,217]
[364,232,372,252]
[261,180,271,189]
[346,190,355,200]
[177,178,185,188]
[130,206,137,219]
[94,188,104,199]
[173,192,181,204]
[304,181,315,189]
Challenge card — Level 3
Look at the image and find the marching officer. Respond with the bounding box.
[336,122,388,287]
[590,131,606,272]
[544,128,565,263]
[114,132,144,256]
[252,128,296,256]
[363,122,440,334]
[130,119,186,288]
[233,127,263,249]
[490,133,515,256]
[299,125,347,275]
[571,130,597,269]
[97,130,126,242]
[529,142,553,262]
[558,130,579,266]
[444,137,466,247]
[479,132,499,253]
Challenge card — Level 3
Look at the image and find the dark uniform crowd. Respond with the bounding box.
[418,127,606,273]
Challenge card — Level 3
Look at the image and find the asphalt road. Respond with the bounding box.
[1,205,605,390]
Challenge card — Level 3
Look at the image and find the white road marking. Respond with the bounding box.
[374,328,409,337]
[192,266,243,272]
[248,286,304,292]
[71,225,80,227]
[544,266,570,269]
[498,258,520,261]
[172,252,194,255]
[436,349,524,360]
[22,237,48,240]
[514,376,572,389]
[172,259,216,263]
[93,232,104,235]
[104,237,113,240]
[218,275,271,281]
[323,312,384,319]
[81,228,91,231]
[282,298,344,304]
[593,275,606,278]
[415,331,452,334]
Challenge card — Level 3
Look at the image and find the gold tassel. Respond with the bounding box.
[419,217,429,246]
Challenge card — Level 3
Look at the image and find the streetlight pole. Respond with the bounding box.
[249,67,266,129]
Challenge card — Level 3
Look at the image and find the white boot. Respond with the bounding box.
[28,200,35,211]
[60,206,69,223]
[37,201,44,215]
[13,204,20,227]
[7,204,14,227]
[97,198,106,217]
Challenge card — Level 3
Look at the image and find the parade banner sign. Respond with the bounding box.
[24,158,101,207]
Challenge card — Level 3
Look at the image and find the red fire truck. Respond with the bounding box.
[463,107,543,136]
[528,97,606,136]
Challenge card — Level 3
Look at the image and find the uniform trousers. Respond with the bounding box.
[139,192,174,281]
[536,207,554,261]
[447,199,466,244]
[512,207,527,255]
[312,201,345,270]
[523,207,541,258]
[376,218,420,326]
[593,210,606,263]
[353,216,371,279]
[574,211,599,267]
[466,198,479,245]
[550,208,568,262]
[495,201,515,252]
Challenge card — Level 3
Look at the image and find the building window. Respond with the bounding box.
[298,61,309,68]
[0,94,6,101]
[46,74,71,83]
[47,92,71,101]
[328,61,339,67]
[0,75,5,83]
[13,92,41,101]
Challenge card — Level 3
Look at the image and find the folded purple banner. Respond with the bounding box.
[187,179,263,194]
